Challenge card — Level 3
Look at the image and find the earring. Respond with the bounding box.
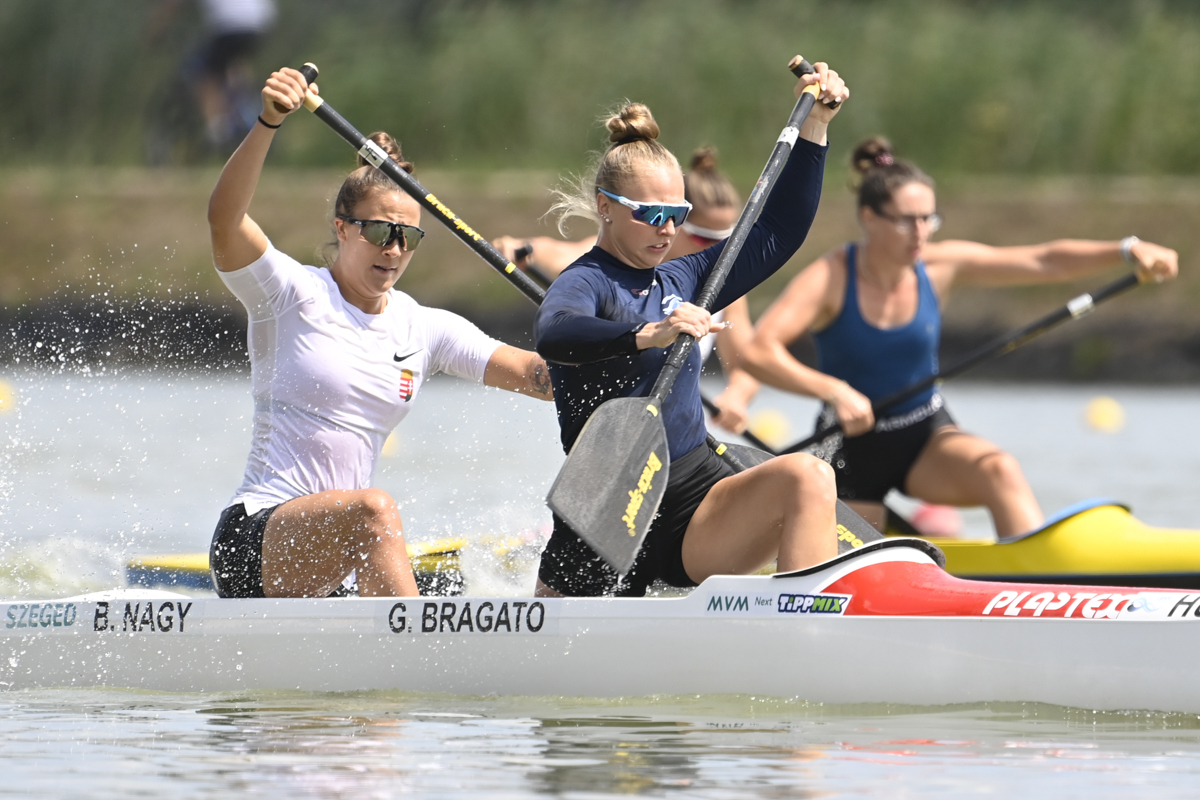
[601,215,612,223]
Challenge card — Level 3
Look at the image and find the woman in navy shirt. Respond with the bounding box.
[534,59,849,597]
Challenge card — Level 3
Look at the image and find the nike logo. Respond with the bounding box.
[393,351,421,362]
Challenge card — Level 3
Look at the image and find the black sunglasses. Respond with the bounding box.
[339,216,426,251]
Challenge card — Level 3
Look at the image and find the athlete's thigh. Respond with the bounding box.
[682,455,822,579]
[262,489,388,595]
[904,426,1010,507]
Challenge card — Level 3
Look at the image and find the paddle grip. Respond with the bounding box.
[512,244,554,289]
[788,57,840,109]
[272,63,320,114]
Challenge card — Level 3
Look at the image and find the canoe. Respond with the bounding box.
[891,499,1200,589]
[9,538,1200,712]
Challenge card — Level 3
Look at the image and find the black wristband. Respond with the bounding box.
[257,115,282,130]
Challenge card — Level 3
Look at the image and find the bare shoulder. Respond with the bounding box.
[759,246,848,336]
[785,246,845,298]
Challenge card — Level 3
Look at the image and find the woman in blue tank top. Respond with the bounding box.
[742,137,1178,537]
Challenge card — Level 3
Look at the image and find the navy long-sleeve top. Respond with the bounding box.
[534,138,827,458]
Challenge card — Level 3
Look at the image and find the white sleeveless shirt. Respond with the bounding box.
[220,244,501,513]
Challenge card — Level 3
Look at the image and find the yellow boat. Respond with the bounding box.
[892,499,1200,589]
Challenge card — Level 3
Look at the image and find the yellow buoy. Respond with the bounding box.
[1085,396,1125,433]
[747,409,791,449]
[382,431,400,457]
[0,380,15,414]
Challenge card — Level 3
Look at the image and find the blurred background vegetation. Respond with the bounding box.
[2,0,1198,175]
[0,0,1198,377]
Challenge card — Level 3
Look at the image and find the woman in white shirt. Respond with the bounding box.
[207,67,552,599]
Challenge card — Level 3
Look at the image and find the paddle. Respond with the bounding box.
[512,243,556,290]
[285,63,546,305]
[545,59,832,573]
[780,271,1142,455]
[699,394,778,453]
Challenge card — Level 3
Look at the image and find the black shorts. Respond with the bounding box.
[209,503,277,598]
[538,444,735,597]
[818,401,956,503]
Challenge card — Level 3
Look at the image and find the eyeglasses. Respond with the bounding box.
[876,210,942,235]
[597,188,692,228]
[681,220,734,246]
[338,216,426,251]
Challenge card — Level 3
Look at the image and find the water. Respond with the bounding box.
[2,368,1200,797]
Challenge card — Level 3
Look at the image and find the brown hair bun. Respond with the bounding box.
[327,130,416,264]
[356,131,414,174]
[684,146,739,211]
[849,135,934,213]
[606,103,660,146]
[689,146,719,174]
[850,136,895,181]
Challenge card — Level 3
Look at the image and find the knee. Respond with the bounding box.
[353,490,402,535]
[777,454,837,502]
[978,450,1026,489]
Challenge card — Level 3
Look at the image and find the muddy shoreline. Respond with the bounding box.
[3,300,1197,383]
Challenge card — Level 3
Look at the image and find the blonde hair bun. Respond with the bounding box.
[606,102,660,145]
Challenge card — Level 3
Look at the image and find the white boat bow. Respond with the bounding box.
[4,539,1200,712]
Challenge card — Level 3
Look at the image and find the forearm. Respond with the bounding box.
[528,237,595,279]
[712,140,826,308]
[798,116,828,146]
[1030,240,1127,282]
[208,124,274,270]
[741,339,843,403]
[954,239,1135,287]
[534,311,640,365]
[483,347,554,400]
[208,124,274,234]
[719,368,760,407]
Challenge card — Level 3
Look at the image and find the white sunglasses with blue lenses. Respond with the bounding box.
[597,188,693,228]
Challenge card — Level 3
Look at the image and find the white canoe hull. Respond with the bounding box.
[5,541,1200,711]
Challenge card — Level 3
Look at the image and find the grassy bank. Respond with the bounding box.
[2,0,1199,178]
[1,167,1198,379]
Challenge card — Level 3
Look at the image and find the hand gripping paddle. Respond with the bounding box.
[286,63,546,305]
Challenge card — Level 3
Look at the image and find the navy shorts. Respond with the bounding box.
[819,402,956,503]
[538,444,735,597]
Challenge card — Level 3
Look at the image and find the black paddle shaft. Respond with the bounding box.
[700,394,778,454]
[292,63,547,306]
[782,271,1142,454]
[644,63,822,411]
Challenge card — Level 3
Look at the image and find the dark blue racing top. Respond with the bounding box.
[813,243,941,416]
[534,138,828,457]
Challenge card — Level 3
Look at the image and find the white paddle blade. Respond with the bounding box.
[547,397,670,574]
